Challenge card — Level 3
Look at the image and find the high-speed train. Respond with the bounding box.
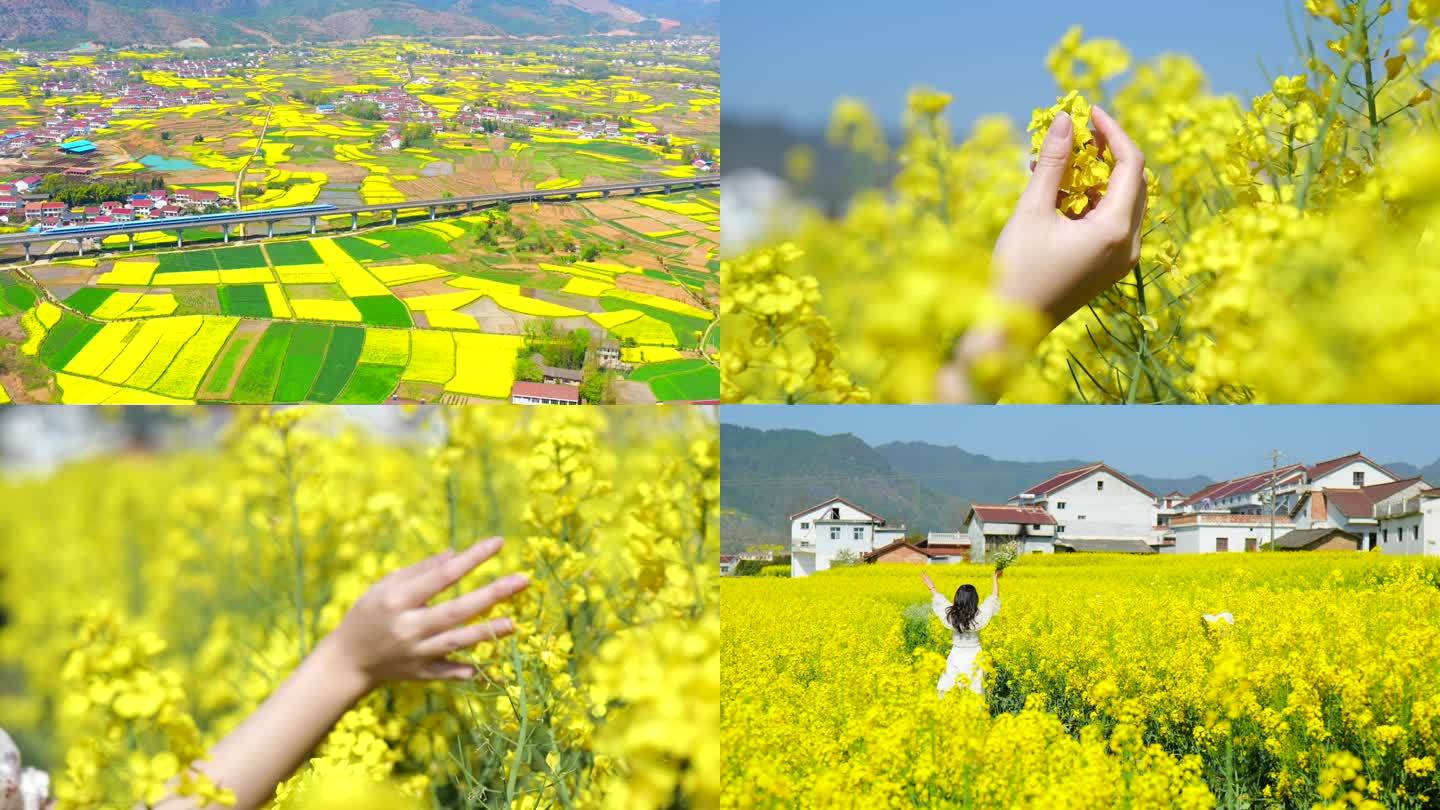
[39,203,339,236]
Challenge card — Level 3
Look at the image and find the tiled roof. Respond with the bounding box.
[1019,462,1156,499]
[511,381,579,401]
[1272,527,1360,550]
[1183,464,1306,506]
[968,505,1056,526]
[788,496,884,522]
[1320,477,1425,517]
[1305,452,1398,481]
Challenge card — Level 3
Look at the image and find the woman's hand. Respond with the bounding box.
[936,106,1146,402]
[921,572,937,594]
[991,106,1147,325]
[320,537,530,691]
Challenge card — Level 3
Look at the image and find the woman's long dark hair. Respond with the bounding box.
[946,584,979,632]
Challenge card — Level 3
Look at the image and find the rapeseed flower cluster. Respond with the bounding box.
[721,555,1440,808]
[0,405,718,809]
[722,2,1440,402]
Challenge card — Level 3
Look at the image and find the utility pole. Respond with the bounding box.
[1267,449,1284,548]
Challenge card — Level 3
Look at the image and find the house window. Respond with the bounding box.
[1057,502,1066,509]
[1245,538,1257,552]
[830,507,840,519]
[800,522,810,530]
[1353,471,1365,486]
[829,527,841,540]
[1216,537,1229,552]
[1096,480,1105,491]
[1078,515,1087,520]
[1383,528,1389,542]
[1032,524,1041,530]
[853,527,864,540]
[1057,525,1065,533]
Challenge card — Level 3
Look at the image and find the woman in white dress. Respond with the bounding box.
[922,569,1001,697]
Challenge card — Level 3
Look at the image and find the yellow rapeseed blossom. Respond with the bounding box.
[722,8,1440,402]
[0,406,718,809]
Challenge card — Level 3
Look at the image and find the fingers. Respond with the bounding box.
[418,660,478,681]
[1090,106,1145,224]
[411,573,530,636]
[378,549,454,587]
[392,536,504,607]
[1018,112,1074,213]
[413,616,517,658]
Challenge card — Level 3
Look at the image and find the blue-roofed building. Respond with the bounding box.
[316,104,336,114]
[129,193,151,202]
[58,139,97,154]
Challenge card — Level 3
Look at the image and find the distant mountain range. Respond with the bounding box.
[720,424,1440,555]
[1,0,718,48]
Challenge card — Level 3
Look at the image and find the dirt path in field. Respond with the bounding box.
[197,321,267,400]
[235,104,274,209]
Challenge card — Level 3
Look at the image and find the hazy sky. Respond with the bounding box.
[723,0,1411,131]
[719,406,1440,480]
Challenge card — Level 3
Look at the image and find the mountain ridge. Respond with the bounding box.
[0,0,718,47]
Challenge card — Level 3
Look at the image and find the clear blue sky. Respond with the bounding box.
[719,406,1440,480]
[723,0,1409,131]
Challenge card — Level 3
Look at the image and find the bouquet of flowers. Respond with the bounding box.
[988,542,1021,572]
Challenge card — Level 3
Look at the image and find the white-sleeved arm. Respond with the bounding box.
[972,594,1000,630]
[930,592,951,628]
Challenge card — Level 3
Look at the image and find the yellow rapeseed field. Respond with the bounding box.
[0,406,719,809]
[722,556,1440,809]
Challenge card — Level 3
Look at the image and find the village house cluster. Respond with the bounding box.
[0,169,221,230]
[778,452,1440,576]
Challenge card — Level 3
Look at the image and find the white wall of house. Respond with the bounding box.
[790,499,891,576]
[963,519,1055,560]
[792,551,817,577]
[1169,522,1273,554]
[1039,471,1156,540]
[1311,460,1396,490]
[1378,499,1440,556]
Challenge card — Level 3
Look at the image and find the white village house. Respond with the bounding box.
[962,463,1159,557]
[786,453,1437,573]
[789,497,907,577]
[1374,488,1440,556]
[1167,453,1408,554]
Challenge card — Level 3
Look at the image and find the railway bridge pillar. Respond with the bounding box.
[266,221,274,238]
[175,230,184,248]
[128,233,135,252]
[351,212,358,230]
[22,243,30,262]
[429,206,437,221]
[309,216,317,236]
[391,209,398,226]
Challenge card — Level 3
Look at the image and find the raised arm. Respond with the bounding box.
[921,572,939,596]
[157,537,530,810]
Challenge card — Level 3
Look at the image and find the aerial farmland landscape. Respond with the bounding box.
[0,8,719,404]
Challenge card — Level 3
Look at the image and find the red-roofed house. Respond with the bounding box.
[1304,452,1399,490]
[1003,462,1158,551]
[510,381,580,405]
[1293,476,1431,551]
[790,496,908,577]
[861,540,971,566]
[15,175,42,193]
[962,504,1058,556]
